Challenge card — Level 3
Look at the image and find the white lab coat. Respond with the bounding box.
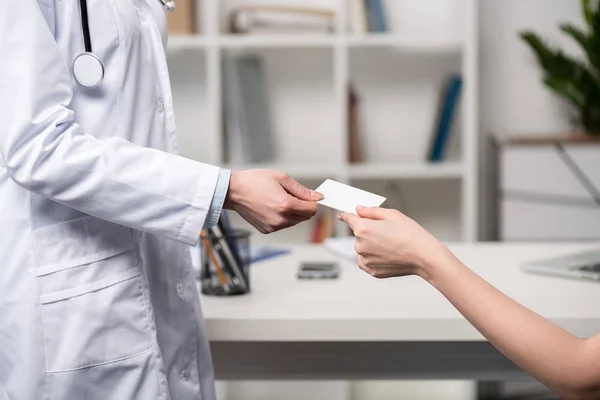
[0,1,221,399]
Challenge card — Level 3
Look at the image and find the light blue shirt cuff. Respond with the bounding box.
[203,168,231,229]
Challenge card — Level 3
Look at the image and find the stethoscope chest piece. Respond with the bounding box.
[72,0,174,88]
[73,53,105,88]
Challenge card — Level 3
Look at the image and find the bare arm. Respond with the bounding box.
[427,246,600,400]
[340,207,600,400]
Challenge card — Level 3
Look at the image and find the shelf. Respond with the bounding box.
[224,163,341,180]
[165,0,479,241]
[347,34,462,52]
[166,34,461,53]
[219,34,336,49]
[222,162,464,181]
[348,162,464,180]
[167,35,209,51]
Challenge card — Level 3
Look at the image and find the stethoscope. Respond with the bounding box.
[73,0,176,88]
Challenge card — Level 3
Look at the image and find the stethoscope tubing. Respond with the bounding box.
[79,0,93,53]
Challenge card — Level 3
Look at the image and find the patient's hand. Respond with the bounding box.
[339,207,445,279]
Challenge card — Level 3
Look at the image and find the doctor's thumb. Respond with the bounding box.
[278,173,323,201]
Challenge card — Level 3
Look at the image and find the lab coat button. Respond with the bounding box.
[138,11,146,21]
[180,370,190,381]
[158,99,165,112]
[176,282,184,295]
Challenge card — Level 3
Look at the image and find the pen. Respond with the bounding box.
[200,243,211,281]
[218,213,243,267]
[200,230,229,290]
[208,226,248,291]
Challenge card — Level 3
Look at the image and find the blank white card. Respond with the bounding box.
[314,179,386,214]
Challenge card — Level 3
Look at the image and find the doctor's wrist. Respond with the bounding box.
[223,170,241,211]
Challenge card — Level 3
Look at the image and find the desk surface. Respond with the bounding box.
[200,242,600,342]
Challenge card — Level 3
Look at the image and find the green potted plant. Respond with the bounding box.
[520,0,600,134]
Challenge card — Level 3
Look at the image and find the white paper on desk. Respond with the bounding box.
[315,179,386,214]
[324,236,357,262]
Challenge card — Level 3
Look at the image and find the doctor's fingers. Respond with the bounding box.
[277,214,312,231]
[282,196,319,218]
[276,172,324,201]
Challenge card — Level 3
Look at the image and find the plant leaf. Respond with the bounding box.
[544,77,586,108]
[520,11,600,133]
[520,31,600,107]
[590,1,600,39]
[520,32,596,82]
[582,0,594,28]
[560,24,600,75]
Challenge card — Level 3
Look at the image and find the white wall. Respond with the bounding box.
[479,0,583,240]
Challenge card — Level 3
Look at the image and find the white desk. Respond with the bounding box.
[200,243,600,384]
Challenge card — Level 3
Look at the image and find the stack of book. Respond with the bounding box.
[349,0,388,34]
[223,55,275,164]
[228,3,336,34]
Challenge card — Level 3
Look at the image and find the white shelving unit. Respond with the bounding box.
[167,0,479,244]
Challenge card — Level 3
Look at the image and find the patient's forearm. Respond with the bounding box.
[422,246,600,399]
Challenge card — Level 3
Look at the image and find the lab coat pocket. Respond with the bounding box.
[33,217,154,373]
[47,348,162,400]
[39,268,153,373]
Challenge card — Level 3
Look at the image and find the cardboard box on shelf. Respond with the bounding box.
[166,0,197,35]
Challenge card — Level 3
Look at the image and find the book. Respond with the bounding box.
[322,209,334,242]
[229,4,336,34]
[166,0,196,35]
[365,0,388,33]
[311,213,324,243]
[236,56,275,163]
[222,59,245,164]
[349,0,368,34]
[427,74,463,162]
[348,83,364,163]
[310,209,335,243]
[223,56,275,164]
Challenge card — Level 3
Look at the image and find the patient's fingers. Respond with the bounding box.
[358,256,374,275]
[357,207,388,221]
[338,212,361,229]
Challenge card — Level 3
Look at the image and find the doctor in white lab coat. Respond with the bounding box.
[0,1,322,399]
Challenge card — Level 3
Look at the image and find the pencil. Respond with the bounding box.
[200,230,228,286]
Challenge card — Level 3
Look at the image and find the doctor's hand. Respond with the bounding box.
[224,170,323,234]
[338,207,448,279]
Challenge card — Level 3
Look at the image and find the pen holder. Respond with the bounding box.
[199,229,252,296]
